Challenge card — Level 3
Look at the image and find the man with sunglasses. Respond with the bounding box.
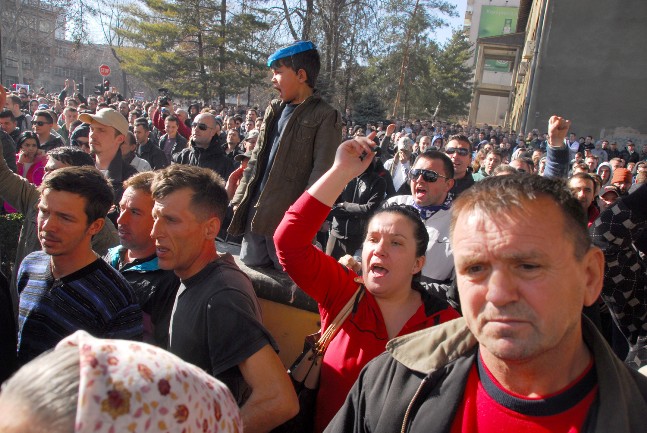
[384,150,455,285]
[172,113,234,180]
[445,134,475,198]
[32,110,64,152]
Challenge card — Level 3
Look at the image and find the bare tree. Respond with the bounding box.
[96,0,130,95]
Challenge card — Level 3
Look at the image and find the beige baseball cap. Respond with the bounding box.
[79,108,129,136]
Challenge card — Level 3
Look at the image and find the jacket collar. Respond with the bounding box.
[189,136,225,156]
[107,150,126,182]
[387,317,476,373]
[106,245,160,272]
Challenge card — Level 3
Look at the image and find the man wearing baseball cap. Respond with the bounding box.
[79,108,138,220]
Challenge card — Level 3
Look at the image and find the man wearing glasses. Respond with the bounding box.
[32,110,64,152]
[172,113,234,180]
[384,150,455,285]
[445,134,475,198]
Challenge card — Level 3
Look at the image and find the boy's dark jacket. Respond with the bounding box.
[229,91,341,237]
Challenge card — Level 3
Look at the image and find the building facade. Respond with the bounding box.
[1,0,125,96]
[464,0,521,126]
[508,0,647,143]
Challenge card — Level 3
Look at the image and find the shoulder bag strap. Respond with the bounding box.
[316,285,364,355]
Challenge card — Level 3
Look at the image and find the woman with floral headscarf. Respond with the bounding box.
[0,331,242,433]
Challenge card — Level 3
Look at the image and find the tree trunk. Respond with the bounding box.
[302,0,314,40]
[343,25,357,111]
[329,0,342,98]
[392,0,420,119]
[218,0,227,106]
[197,31,209,106]
[121,69,128,97]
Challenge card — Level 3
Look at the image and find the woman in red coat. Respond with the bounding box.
[274,137,460,432]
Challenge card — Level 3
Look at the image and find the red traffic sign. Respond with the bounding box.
[99,64,111,77]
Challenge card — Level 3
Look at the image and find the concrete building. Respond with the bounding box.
[1,0,125,96]
[464,0,521,126]
[508,0,647,145]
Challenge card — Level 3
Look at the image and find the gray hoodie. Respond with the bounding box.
[597,161,613,186]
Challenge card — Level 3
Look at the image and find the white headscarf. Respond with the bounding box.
[56,331,242,433]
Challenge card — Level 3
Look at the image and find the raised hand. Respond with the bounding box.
[547,115,571,147]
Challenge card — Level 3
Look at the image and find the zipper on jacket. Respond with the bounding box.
[400,376,430,433]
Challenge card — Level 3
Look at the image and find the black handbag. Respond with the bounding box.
[272,285,364,433]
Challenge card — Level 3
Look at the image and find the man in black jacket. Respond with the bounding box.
[105,171,180,348]
[134,117,168,170]
[172,113,234,180]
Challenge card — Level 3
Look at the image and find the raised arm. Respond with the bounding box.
[274,136,378,306]
[543,115,571,178]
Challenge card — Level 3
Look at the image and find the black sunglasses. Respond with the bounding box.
[445,147,470,156]
[191,122,211,131]
[408,168,450,182]
[33,121,52,126]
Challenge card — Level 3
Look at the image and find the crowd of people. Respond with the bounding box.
[0,39,646,432]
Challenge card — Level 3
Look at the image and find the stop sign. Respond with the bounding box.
[99,64,111,77]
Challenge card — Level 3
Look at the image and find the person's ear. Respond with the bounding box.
[203,216,221,240]
[412,256,425,275]
[297,68,308,83]
[116,134,125,147]
[581,246,604,307]
[87,218,105,236]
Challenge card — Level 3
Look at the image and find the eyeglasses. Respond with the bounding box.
[191,122,212,131]
[33,121,51,126]
[408,168,450,182]
[445,147,470,157]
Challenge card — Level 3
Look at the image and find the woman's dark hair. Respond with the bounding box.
[16,131,40,150]
[367,204,429,258]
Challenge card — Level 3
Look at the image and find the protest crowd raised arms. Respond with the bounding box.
[1,1,647,431]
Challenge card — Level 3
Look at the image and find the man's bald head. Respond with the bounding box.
[192,113,218,148]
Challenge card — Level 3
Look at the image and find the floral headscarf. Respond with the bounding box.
[56,331,242,433]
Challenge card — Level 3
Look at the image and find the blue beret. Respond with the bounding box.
[267,41,316,67]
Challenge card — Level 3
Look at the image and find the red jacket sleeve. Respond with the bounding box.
[274,192,360,312]
[177,118,191,139]
[152,108,164,132]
